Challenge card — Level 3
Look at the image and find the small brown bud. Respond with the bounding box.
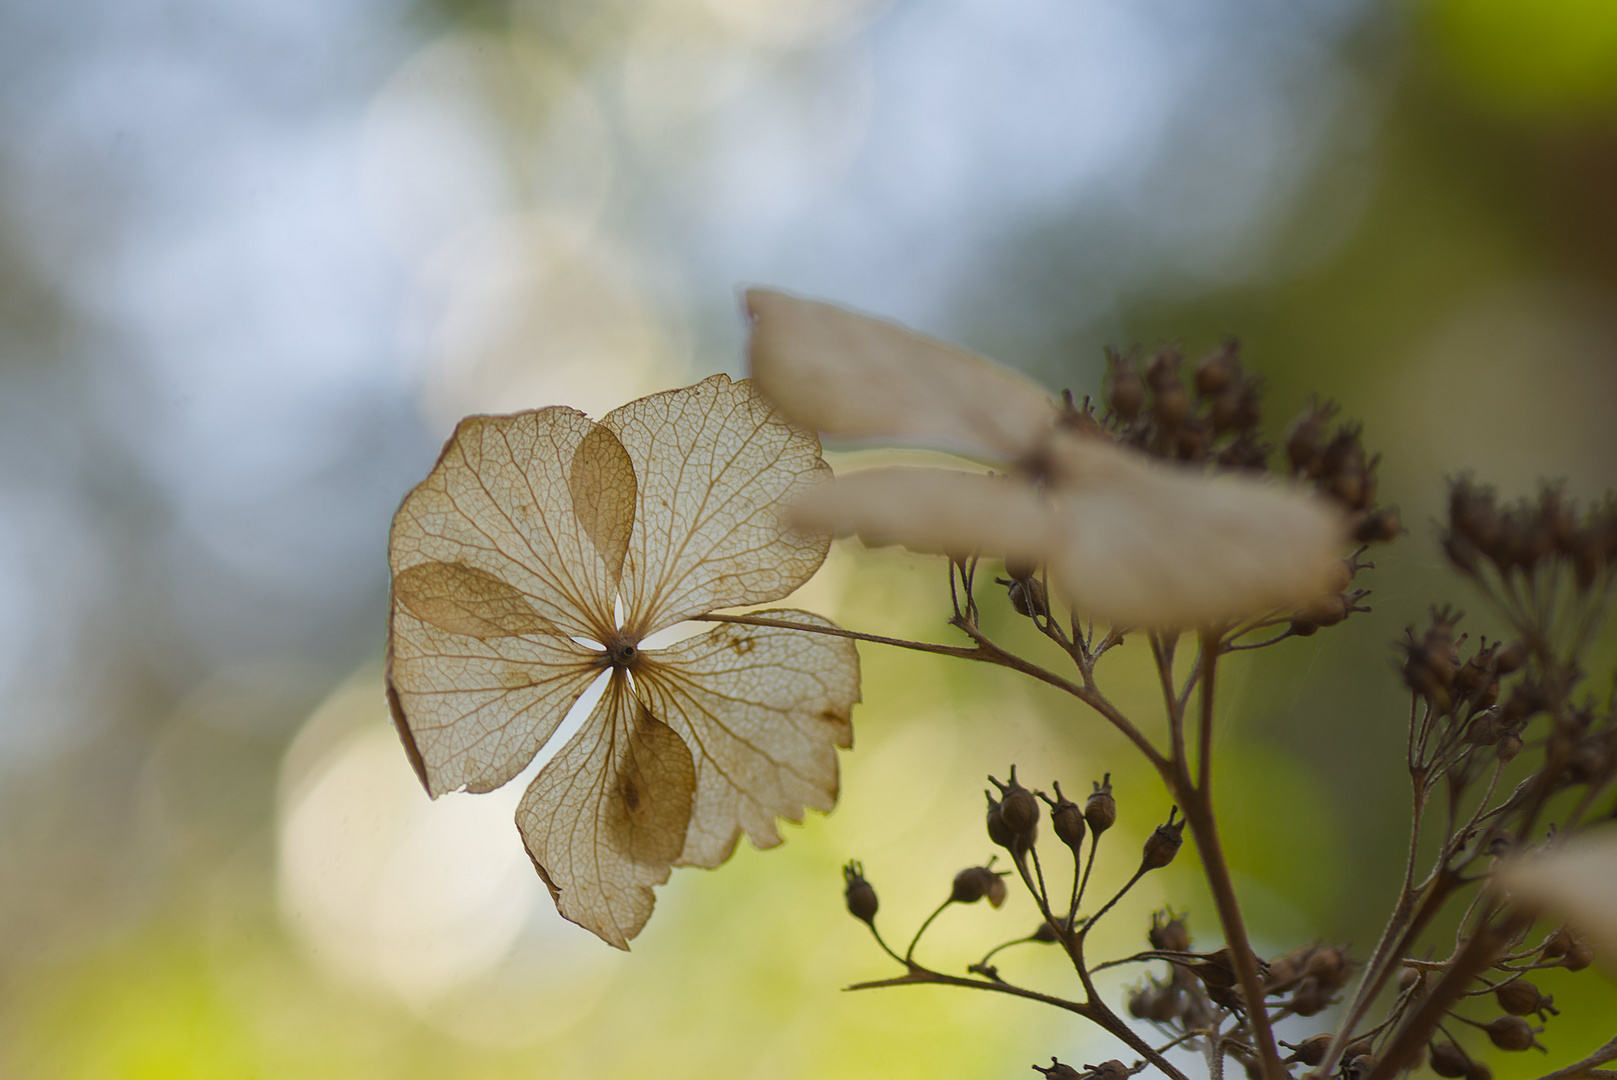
[1033,1059,1082,1080]
[1085,1061,1131,1080]
[1494,641,1527,674]
[1306,944,1353,990]
[1484,1015,1538,1052]
[1085,773,1116,835]
[1141,807,1185,870]
[1150,910,1190,953]
[1194,340,1239,397]
[1145,351,1189,431]
[990,767,1040,848]
[1299,592,1349,628]
[843,861,878,925]
[1466,1063,1493,1080]
[985,791,1014,850]
[1497,731,1524,762]
[1397,966,1421,993]
[1429,1043,1470,1079]
[1290,975,1329,1016]
[1104,353,1145,422]
[1286,400,1335,475]
[1344,1053,1379,1080]
[1354,508,1403,544]
[1564,938,1595,971]
[1496,979,1554,1017]
[1281,1035,1333,1066]
[1539,929,1573,960]
[1129,982,1183,1023]
[950,865,1008,906]
[1039,781,1086,855]
[1005,575,1050,620]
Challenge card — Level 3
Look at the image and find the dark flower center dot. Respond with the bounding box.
[608,636,641,669]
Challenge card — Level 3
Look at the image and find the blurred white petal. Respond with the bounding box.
[789,467,1054,563]
[1050,445,1346,628]
[793,451,1343,628]
[746,288,1055,462]
[1496,830,1617,968]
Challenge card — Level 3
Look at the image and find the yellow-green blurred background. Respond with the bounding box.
[4,0,1617,1076]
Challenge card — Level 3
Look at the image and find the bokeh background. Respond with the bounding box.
[3,0,1617,1076]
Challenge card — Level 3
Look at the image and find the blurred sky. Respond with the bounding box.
[3,0,1617,1077]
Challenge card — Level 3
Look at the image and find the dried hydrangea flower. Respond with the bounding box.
[748,289,1345,628]
[387,375,860,948]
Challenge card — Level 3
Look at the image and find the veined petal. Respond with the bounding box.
[603,374,831,634]
[386,611,602,796]
[632,611,859,868]
[746,288,1056,463]
[1047,436,1347,628]
[788,467,1055,565]
[389,407,633,643]
[517,673,696,950]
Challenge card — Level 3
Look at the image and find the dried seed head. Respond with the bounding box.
[1494,641,1527,675]
[1039,781,1086,855]
[843,861,878,925]
[1004,575,1050,620]
[1397,966,1422,993]
[1145,352,1190,431]
[1344,1053,1379,1080]
[1495,980,1554,1017]
[1429,1043,1470,1079]
[1210,379,1263,438]
[1484,1015,1539,1052]
[1281,1035,1333,1066]
[1290,975,1329,1016]
[1085,1061,1131,1080]
[1466,1062,1493,1080]
[1149,909,1191,953]
[1299,591,1350,628]
[985,790,1015,851]
[1285,399,1336,476]
[990,767,1040,848]
[1104,353,1145,422]
[1141,807,1185,870]
[1194,340,1240,398]
[1033,1059,1083,1080]
[1403,609,1462,708]
[1564,938,1595,971]
[1497,731,1524,763]
[1306,944,1354,991]
[950,865,1009,906]
[1129,982,1183,1023]
[1354,508,1403,544]
[1085,773,1117,835]
[1449,477,1502,550]
[1539,929,1573,961]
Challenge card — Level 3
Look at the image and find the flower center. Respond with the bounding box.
[606,634,642,670]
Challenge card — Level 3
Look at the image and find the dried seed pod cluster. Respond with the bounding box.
[787,301,1617,1080]
[1129,916,1362,1072]
[1444,479,1617,587]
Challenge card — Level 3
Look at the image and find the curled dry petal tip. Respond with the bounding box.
[386,375,860,948]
